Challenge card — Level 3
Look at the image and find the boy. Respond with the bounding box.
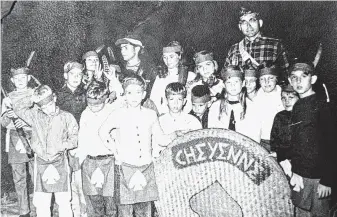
[254,66,284,152]
[270,84,299,162]
[158,82,201,156]
[1,67,34,217]
[99,75,177,217]
[75,81,118,217]
[57,61,87,217]
[188,85,211,129]
[4,85,79,217]
[288,62,335,216]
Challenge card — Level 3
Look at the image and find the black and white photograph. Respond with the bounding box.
[1,1,337,217]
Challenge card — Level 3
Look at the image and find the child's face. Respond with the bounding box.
[85,56,99,71]
[124,84,145,108]
[289,70,316,98]
[87,102,105,113]
[120,44,139,62]
[281,92,299,111]
[65,69,83,89]
[245,76,257,94]
[196,61,215,79]
[163,52,180,69]
[224,77,244,97]
[192,101,209,117]
[167,94,185,114]
[259,75,277,93]
[11,74,30,90]
[39,97,57,115]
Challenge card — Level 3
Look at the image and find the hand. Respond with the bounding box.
[6,110,18,119]
[103,65,117,81]
[279,160,292,177]
[290,173,304,192]
[317,184,331,198]
[95,63,104,80]
[14,118,27,128]
[268,152,277,158]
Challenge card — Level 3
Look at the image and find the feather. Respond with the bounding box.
[313,43,322,68]
[107,46,116,62]
[95,44,105,54]
[26,51,36,68]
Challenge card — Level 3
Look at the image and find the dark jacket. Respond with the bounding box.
[270,110,292,162]
[56,84,87,124]
[290,93,335,187]
[189,108,209,129]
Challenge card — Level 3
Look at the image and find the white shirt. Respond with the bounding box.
[208,100,262,143]
[74,103,119,162]
[254,85,284,140]
[99,106,172,166]
[150,71,195,115]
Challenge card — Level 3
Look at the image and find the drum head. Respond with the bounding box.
[154,129,294,217]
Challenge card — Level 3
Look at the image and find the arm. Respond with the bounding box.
[152,116,177,148]
[99,110,118,154]
[1,98,12,127]
[63,113,79,151]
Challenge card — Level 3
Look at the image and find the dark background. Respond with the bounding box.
[1,1,337,200]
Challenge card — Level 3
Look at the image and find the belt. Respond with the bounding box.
[87,154,114,160]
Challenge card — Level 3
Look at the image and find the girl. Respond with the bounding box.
[150,41,195,115]
[184,50,225,112]
[208,66,261,143]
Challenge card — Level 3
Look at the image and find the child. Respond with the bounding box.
[158,82,201,155]
[150,41,195,115]
[4,85,79,217]
[244,67,259,103]
[1,67,34,217]
[208,66,261,143]
[270,84,299,163]
[288,62,335,216]
[75,81,118,217]
[56,61,87,217]
[254,66,284,151]
[184,50,225,112]
[188,85,211,129]
[99,75,177,217]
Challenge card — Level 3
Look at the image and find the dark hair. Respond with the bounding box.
[165,82,187,98]
[86,81,109,100]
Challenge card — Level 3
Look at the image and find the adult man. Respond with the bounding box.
[115,34,157,99]
[224,7,289,83]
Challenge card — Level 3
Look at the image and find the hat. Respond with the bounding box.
[191,85,211,103]
[259,66,279,77]
[32,85,54,106]
[163,45,182,54]
[289,62,314,75]
[64,61,84,74]
[10,67,30,77]
[239,7,259,19]
[281,84,296,93]
[221,66,243,80]
[82,51,98,61]
[115,34,144,48]
[244,67,258,78]
[193,50,214,65]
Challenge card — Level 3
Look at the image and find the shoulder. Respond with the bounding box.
[209,100,221,111]
[187,71,197,82]
[260,36,284,45]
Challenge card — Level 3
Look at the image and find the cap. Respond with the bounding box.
[115,34,144,48]
[10,67,30,77]
[281,84,296,93]
[290,62,314,75]
[64,61,84,74]
[244,67,258,78]
[239,7,259,19]
[221,66,243,80]
[82,51,98,61]
[259,66,279,77]
[163,45,182,53]
[191,85,211,103]
[193,50,214,65]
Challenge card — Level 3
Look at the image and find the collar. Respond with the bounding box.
[38,106,60,117]
[62,83,85,95]
[244,33,262,45]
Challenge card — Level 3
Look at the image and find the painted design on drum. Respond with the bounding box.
[189,181,243,217]
[172,137,272,185]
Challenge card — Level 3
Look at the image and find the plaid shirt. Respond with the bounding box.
[225,34,289,71]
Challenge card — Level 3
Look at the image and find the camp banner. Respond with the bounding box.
[154,129,294,217]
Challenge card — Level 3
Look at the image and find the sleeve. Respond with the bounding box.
[63,113,79,150]
[276,41,290,73]
[208,101,221,128]
[224,45,236,67]
[1,99,12,127]
[270,114,281,153]
[149,76,162,111]
[152,114,176,148]
[318,104,336,187]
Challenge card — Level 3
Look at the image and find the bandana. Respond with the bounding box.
[259,67,279,77]
[82,51,98,60]
[10,67,29,77]
[193,51,214,65]
[163,45,182,53]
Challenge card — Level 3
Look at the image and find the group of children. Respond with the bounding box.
[1,38,335,217]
